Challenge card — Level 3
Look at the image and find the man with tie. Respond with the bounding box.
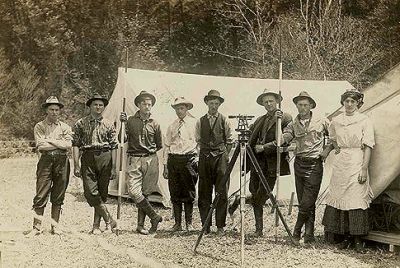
[195,90,233,235]
[248,89,292,237]
[29,96,72,236]
[72,93,118,234]
[163,97,198,232]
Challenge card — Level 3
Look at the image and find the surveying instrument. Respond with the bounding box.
[193,114,298,267]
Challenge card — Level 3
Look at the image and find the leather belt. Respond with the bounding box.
[169,153,196,159]
[127,152,155,157]
[40,149,67,156]
[295,155,321,162]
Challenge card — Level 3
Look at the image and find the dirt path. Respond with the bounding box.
[0,157,399,267]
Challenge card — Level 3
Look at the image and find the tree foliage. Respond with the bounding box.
[0,0,399,138]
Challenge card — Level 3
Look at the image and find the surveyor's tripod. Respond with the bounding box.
[193,115,298,266]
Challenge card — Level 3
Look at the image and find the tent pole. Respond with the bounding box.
[117,47,128,235]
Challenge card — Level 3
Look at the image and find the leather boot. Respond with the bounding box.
[137,199,162,234]
[293,211,308,242]
[184,202,194,232]
[253,204,264,237]
[354,235,366,253]
[26,207,45,236]
[304,212,315,243]
[51,205,62,235]
[136,208,149,235]
[171,202,183,232]
[96,204,117,233]
[90,208,102,235]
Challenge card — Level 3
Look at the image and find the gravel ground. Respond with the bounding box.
[0,157,399,268]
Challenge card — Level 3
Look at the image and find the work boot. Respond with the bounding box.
[136,208,149,235]
[253,204,264,237]
[354,236,366,253]
[137,199,162,234]
[51,205,63,235]
[293,212,308,242]
[96,204,117,233]
[184,202,194,232]
[304,212,315,244]
[336,235,352,250]
[171,202,183,232]
[26,207,45,237]
[216,227,225,236]
[90,208,102,235]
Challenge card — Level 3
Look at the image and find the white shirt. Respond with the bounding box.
[163,115,197,164]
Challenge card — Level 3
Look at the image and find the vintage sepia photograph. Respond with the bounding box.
[0,1,399,267]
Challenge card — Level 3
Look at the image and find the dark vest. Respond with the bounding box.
[199,114,226,153]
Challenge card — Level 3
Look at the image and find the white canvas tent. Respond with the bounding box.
[104,68,353,207]
[329,63,400,203]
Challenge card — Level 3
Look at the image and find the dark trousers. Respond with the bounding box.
[167,155,198,203]
[198,152,229,228]
[81,151,112,207]
[249,155,277,206]
[33,154,70,209]
[294,157,323,217]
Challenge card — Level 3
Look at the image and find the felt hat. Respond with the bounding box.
[171,96,193,110]
[256,89,283,105]
[134,90,156,107]
[86,92,109,107]
[42,96,64,109]
[204,90,224,104]
[293,91,316,109]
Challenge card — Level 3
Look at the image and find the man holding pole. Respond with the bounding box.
[163,97,198,232]
[196,90,233,235]
[29,96,72,236]
[72,93,118,234]
[120,90,163,235]
[248,89,292,237]
[282,91,330,244]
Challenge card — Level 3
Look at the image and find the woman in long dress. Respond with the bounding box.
[322,89,375,252]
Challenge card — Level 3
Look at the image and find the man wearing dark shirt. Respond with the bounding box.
[248,89,292,237]
[72,93,118,234]
[120,90,163,235]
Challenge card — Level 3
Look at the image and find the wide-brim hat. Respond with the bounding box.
[42,96,64,109]
[134,90,156,107]
[86,93,109,107]
[204,89,224,104]
[293,91,316,109]
[256,89,283,105]
[171,96,193,110]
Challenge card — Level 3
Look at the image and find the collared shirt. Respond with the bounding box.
[125,111,162,154]
[194,112,234,145]
[163,115,197,164]
[34,119,72,151]
[72,115,118,149]
[283,112,330,158]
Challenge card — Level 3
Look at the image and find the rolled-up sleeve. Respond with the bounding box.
[224,118,234,144]
[195,119,201,144]
[108,124,118,150]
[282,122,294,144]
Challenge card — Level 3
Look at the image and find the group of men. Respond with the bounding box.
[29,88,333,245]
